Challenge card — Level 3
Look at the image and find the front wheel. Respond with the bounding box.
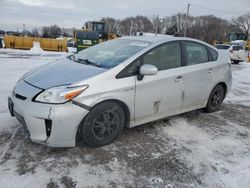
[77,101,125,147]
[204,85,225,113]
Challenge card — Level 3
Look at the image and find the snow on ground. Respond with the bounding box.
[0,48,250,188]
[225,63,250,106]
[0,48,69,134]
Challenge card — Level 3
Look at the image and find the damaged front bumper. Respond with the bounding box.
[9,80,89,147]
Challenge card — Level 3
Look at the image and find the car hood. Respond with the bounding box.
[24,58,107,89]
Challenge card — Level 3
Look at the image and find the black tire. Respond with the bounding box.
[204,85,225,113]
[78,101,125,147]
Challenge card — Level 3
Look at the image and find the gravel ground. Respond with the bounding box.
[0,49,250,188]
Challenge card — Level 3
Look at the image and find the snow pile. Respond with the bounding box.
[30,42,43,53]
[225,62,250,106]
[67,47,77,53]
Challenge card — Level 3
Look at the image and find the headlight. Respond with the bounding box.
[35,85,89,104]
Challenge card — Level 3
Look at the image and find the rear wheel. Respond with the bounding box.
[78,101,125,147]
[204,85,225,113]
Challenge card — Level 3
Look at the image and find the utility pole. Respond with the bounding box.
[129,19,133,36]
[155,15,162,36]
[155,15,159,36]
[184,3,190,37]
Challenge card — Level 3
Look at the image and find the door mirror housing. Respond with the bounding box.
[139,64,158,76]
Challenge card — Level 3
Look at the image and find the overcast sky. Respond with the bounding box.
[0,0,250,31]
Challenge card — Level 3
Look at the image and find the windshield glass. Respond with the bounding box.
[76,39,150,69]
[215,45,230,50]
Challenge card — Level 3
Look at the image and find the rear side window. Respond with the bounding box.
[208,47,218,61]
[143,42,181,71]
[233,46,243,51]
[184,42,208,65]
[215,45,230,50]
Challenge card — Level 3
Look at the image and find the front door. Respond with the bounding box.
[135,41,184,121]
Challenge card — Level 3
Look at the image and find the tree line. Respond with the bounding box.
[27,12,250,43]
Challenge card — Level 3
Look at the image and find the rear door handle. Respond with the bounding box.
[175,76,183,82]
[208,68,213,73]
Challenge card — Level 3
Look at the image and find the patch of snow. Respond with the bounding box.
[0,49,68,134]
[149,177,163,184]
[159,117,250,188]
[69,158,135,187]
[225,62,250,106]
[151,152,162,159]
[30,42,43,53]
[127,151,139,158]
[67,47,77,53]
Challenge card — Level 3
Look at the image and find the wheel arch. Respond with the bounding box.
[75,99,131,145]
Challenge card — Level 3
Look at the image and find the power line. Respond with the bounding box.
[190,3,243,16]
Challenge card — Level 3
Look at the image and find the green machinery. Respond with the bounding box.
[74,21,119,52]
[228,32,250,50]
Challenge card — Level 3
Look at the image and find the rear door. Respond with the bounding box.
[181,41,215,109]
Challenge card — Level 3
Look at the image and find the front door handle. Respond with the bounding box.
[208,68,213,73]
[175,76,183,82]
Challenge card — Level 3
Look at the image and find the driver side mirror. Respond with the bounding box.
[137,64,158,81]
[140,64,158,76]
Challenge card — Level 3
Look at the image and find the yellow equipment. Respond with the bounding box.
[4,35,68,52]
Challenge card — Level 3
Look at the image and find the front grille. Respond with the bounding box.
[15,93,27,100]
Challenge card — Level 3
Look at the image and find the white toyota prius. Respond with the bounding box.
[8,36,232,147]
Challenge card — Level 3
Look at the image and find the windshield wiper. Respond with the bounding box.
[78,59,102,68]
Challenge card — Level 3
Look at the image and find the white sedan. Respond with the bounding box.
[9,36,232,147]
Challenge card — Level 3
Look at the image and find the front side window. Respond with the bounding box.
[184,42,209,65]
[143,42,181,71]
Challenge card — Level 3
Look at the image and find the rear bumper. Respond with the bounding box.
[229,54,244,61]
[9,94,89,147]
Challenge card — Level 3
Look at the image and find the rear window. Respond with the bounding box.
[233,45,243,51]
[215,45,230,50]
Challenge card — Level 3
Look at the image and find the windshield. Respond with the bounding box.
[215,45,230,50]
[76,39,150,69]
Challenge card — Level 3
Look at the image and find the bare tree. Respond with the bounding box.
[42,26,50,38]
[232,13,250,34]
[31,28,40,37]
[101,17,119,33]
[120,15,153,35]
[42,25,61,38]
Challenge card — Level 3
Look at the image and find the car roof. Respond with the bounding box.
[120,36,174,43]
[119,36,215,48]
